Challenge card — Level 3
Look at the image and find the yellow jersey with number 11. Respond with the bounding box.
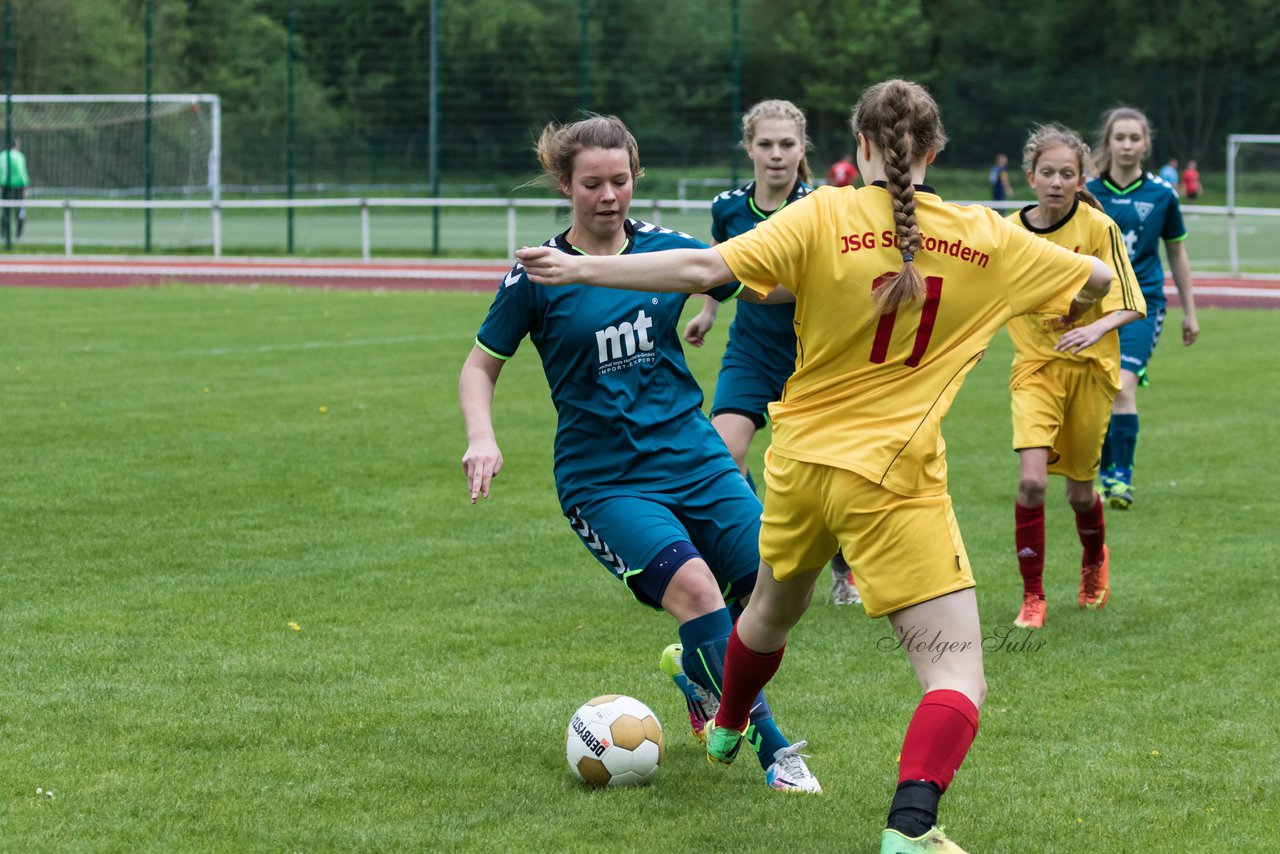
[715,183,1094,498]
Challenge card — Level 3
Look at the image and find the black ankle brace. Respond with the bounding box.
[886,779,943,838]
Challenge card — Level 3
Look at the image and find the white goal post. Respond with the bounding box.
[3,94,221,201]
[1226,133,1280,275]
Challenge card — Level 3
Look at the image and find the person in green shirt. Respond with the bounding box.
[2,137,30,241]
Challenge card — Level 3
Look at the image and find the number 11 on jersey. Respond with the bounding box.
[868,273,944,367]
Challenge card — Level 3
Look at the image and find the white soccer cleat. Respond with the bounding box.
[765,740,822,793]
[831,563,861,606]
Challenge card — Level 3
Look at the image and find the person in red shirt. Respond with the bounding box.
[826,152,858,187]
[1181,160,1201,200]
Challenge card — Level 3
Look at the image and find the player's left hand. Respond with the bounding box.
[1055,322,1105,354]
[1182,315,1199,346]
[515,246,575,286]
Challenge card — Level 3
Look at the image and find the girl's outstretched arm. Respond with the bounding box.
[516,245,733,293]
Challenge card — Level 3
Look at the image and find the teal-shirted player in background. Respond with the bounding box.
[459,115,820,792]
[1086,107,1199,509]
[682,99,860,607]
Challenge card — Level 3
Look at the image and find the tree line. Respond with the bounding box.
[8,0,1279,184]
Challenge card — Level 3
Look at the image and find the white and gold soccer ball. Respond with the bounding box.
[566,695,665,787]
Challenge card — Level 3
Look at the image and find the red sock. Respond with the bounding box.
[716,626,784,732]
[1075,493,1106,566]
[1015,502,1046,598]
[898,689,980,792]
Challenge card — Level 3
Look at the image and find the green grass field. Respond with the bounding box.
[2,286,1277,852]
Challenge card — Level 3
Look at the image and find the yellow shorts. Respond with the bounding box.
[759,449,974,618]
[1011,362,1117,482]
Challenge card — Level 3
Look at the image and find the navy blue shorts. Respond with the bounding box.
[565,468,762,609]
[1118,302,1167,375]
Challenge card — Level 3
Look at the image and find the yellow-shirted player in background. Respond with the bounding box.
[517,79,1113,854]
[1005,124,1146,630]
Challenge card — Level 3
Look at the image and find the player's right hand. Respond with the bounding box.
[462,440,503,503]
[682,311,715,346]
[515,245,574,286]
[1182,314,1199,346]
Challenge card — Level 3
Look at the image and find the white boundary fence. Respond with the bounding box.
[1,196,1277,274]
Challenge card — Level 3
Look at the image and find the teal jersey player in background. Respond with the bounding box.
[682,99,860,608]
[459,115,820,792]
[1086,107,1199,510]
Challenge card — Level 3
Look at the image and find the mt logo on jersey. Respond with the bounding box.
[595,309,657,372]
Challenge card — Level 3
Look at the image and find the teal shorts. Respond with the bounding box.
[565,468,762,609]
[710,355,789,429]
[1118,301,1166,375]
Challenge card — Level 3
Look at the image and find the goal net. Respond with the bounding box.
[1226,134,1280,274]
[3,94,220,198]
[1227,135,1280,208]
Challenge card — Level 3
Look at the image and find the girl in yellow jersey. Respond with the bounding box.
[517,80,1112,854]
[1005,124,1146,631]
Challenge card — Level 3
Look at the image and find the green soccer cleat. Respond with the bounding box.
[702,720,745,767]
[880,826,969,853]
[1106,477,1133,511]
[658,642,683,680]
[1099,469,1117,501]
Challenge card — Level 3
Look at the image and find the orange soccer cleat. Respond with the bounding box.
[1079,545,1110,609]
[1014,593,1046,628]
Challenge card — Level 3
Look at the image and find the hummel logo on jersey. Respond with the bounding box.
[1017,547,1039,558]
[1134,201,1154,222]
[596,309,656,367]
[503,265,523,287]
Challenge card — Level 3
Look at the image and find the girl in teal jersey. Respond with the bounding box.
[459,115,820,793]
[1087,107,1200,509]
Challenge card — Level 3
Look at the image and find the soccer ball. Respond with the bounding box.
[566,695,665,787]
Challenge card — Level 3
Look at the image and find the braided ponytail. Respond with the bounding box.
[851,80,947,314]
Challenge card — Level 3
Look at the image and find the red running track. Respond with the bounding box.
[0,256,511,292]
[2,255,1278,308]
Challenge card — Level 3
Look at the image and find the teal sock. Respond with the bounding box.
[678,608,790,769]
[1109,413,1139,477]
